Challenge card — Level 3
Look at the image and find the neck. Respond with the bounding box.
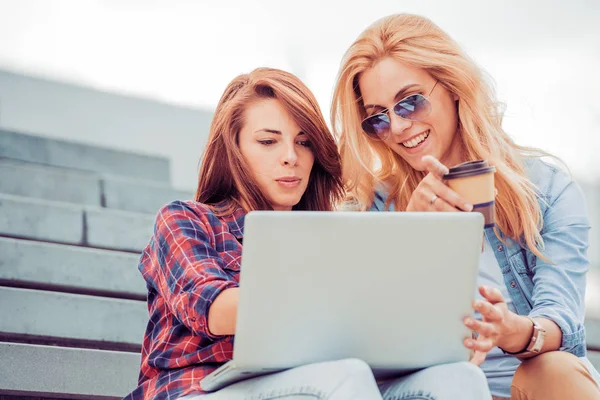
[440,139,465,168]
[271,205,292,211]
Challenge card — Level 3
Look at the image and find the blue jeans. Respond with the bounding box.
[181,359,491,400]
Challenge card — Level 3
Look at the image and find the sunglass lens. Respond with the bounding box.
[394,95,431,121]
[362,114,390,139]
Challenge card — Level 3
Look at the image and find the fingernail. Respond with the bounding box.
[465,203,473,212]
[465,339,474,347]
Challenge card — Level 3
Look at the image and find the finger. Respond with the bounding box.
[473,300,503,322]
[469,350,487,366]
[479,285,505,304]
[432,197,462,212]
[421,155,449,178]
[464,336,494,353]
[417,188,461,212]
[426,176,473,211]
[464,317,497,337]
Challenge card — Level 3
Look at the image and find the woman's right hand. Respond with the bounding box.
[468,332,490,366]
[406,155,473,212]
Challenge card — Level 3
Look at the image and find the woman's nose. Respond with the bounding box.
[389,112,413,138]
[281,143,298,166]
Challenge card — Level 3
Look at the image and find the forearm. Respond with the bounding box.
[207,288,239,336]
[535,317,562,352]
[500,314,562,354]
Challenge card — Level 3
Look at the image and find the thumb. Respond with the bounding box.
[469,350,487,366]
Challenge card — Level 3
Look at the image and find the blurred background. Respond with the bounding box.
[0,1,598,398]
[1,0,599,186]
[1,0,598,262]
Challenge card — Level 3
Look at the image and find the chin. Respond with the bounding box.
[402,156,426,172]
[402,150,443,172]
[271,195,304,210]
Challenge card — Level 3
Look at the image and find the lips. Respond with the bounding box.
[276,177,302,188]
[276,177,301,183]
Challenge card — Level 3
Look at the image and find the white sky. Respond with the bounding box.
[0,0,599,177]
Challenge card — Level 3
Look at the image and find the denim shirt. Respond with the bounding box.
[370,158,591,357]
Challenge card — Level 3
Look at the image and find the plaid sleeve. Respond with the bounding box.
[142,200,239,340]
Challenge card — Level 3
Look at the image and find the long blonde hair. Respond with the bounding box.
[331,14,552,258]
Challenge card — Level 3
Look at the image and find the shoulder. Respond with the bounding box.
[371,184,393,211]
[154,200,224,236]
[523,157,573,203]
[523,157,589,230]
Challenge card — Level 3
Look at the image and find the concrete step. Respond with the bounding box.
[0,193,154,253]
[86,207,155,253]
[0,342,140,399]
[0,158,193,214]
[0,158,101,207]
[589,350,600,372]
[0,129,171,183]
[586,268,600,350]
[102,176,193,214]
[0,237,145,299]
[0,193,84,245]
[0,286,147,348]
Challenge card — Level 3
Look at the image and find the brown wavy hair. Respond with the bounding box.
[195,67,344,213]
[332,14,555,259]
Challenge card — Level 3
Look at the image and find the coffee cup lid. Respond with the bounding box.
[443,160,496,180]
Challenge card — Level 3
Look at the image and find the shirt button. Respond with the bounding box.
[497,245,504,252]
[190,317,196,323]
[510,281,517,288]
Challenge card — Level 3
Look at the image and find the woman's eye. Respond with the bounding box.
[297,140,311,148]
[258,139,275,145]
[368,109,386,117]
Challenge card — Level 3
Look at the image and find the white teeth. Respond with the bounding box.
[402,131,429,148]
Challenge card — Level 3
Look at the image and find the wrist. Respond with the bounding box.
[498,314,534,353]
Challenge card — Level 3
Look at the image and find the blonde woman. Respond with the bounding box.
[332,13,600,400]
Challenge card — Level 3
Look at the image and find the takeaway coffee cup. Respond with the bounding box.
[443,160,496,228]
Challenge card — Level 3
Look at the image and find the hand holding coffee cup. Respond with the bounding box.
[406,155,474,212]
[443,160,496,228]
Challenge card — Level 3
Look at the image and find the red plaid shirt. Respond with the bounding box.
[123,200,245,400]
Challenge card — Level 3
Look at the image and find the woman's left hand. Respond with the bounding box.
[463,285,533,354]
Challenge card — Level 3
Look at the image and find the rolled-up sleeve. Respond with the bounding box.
[529,170,590,355]
[141,201,238,340]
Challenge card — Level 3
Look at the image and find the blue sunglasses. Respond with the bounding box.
[361,81,439,140]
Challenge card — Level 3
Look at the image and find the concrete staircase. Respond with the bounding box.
[0,129,194,399]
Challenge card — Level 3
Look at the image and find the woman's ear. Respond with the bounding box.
[452,92,459,101]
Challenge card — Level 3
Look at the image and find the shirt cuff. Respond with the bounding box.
[529,306,586,355]
[188,279,239,339]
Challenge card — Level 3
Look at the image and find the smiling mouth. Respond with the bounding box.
[401,130,430,148]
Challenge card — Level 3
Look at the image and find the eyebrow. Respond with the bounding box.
[254,129,281,135]
[363,83,421,110]
[254,129,306,136]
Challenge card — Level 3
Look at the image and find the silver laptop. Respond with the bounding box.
[200,211,484,392]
